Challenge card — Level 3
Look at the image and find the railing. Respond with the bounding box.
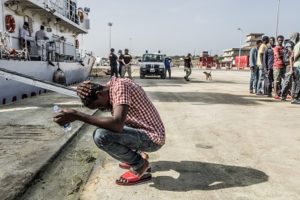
[44,0,80,25]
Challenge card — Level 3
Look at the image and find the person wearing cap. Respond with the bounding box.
[53,78,165,185]
[281,37,296,101]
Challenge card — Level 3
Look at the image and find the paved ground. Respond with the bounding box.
[80,68,300,200]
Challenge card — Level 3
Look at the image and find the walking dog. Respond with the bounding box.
[203,71,212,81]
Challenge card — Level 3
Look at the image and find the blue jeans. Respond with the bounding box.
[93,126,161,171]
[250,66,259,92]
[256,67,265,94]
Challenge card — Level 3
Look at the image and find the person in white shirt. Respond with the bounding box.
[19,22,31,52]
[35,25,49,60]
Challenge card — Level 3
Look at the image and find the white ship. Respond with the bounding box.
[0,0,95,105]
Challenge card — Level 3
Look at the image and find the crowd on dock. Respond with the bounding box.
[249,33,300,104]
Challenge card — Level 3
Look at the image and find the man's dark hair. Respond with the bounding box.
[24,22,29,27]
[81,83,104,107]
[270,37,275,41]
[110,48,115,52]
[125,48,129,52]
[262,36,269,43]
[277,35,284,40]
[40,25,45,30]
[256,40,262,45]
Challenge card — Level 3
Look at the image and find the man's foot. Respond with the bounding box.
[274,95,280,100]
[281,97,287,101]
[116,159,151,186]
[119,152,149,170]
[267,94,272,97]
[256,91,263,96]
[250,90,254,94]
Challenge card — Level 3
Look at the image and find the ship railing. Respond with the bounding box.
[44,0,80,25]
[0,31,29,60]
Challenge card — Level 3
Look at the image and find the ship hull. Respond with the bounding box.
[0,58,94,105]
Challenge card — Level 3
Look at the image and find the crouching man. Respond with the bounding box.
[53,77,165,185]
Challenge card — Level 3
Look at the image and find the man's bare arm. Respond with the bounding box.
[54,105,129,133]
[76,105,128,133]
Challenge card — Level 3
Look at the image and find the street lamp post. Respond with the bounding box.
[129,37,132,54]
[108,22,113,50]
[237,28,243,70]
[275,0,281,38]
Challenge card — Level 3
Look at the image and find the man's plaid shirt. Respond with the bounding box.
[109,77,165,145]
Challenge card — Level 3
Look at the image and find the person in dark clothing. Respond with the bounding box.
[263,37,275,97]
[164,57,172,78]
[118,50,124,77]
[290,32,300,104]
[281,38,295,101]
[184,53,192,81]
[122,49,133,79]
[109,48,118,78]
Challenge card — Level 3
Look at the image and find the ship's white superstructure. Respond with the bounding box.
[0,0,95,105]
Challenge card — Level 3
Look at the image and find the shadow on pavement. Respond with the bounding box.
[150,161,268,191]
[147,91,260,105]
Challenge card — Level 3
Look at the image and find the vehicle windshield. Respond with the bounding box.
[142,54,164,62]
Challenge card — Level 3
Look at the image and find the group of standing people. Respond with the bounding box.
[249,32,300,104]
[109,50,194,81]
[109,48,133,79]
[19,22,50,60]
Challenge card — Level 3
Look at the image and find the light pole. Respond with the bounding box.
[237,28,243,70]
[129,37,132,54]
[275,0,281,38]
[108,22,113,50]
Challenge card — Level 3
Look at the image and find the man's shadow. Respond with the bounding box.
[149,161,268,191]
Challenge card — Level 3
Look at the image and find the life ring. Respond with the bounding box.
[78,10,84,23]
[75,39,79,49]
[5,15,16,33]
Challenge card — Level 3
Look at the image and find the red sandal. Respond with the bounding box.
[115,171,152,186]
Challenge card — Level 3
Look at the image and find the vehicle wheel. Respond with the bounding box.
[161,73,166,79]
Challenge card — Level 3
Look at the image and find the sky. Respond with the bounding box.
[79,0,299,57]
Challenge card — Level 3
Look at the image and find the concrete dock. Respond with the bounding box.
[81,69,300,200]
[1,68,300,200]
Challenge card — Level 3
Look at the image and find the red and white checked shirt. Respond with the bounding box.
[108,77,165,145]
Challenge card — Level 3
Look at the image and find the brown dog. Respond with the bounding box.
[203,71,212,81]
